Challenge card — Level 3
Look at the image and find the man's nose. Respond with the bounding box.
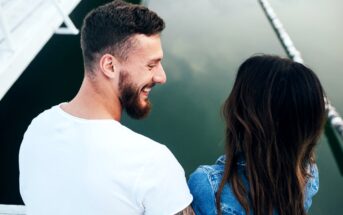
[153,63,167,84]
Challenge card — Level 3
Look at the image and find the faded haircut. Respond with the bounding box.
[80,0,165,72]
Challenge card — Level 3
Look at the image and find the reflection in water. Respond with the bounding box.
[0,1,342,214]
[142,0,343,214]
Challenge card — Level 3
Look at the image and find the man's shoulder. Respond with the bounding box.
[118,124,167,151]
[113,124,182,171]
[24,105,59,133]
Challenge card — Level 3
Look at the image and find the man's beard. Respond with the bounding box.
[119,71,152,119]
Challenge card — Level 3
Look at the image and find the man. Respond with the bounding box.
[19,1,193,214]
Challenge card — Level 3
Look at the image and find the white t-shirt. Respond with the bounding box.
[19,104,192,215]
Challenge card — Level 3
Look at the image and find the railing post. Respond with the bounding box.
[0,4,14,50]
[51,0,79,35]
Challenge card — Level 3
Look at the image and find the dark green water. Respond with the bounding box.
[128,0,343,214]
[0,0,342,214]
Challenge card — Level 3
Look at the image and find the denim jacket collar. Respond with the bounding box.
[215,154,246,166]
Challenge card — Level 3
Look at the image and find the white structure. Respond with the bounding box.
[0,204,25,215]
[0,0,81,212]
[0,0,81,100]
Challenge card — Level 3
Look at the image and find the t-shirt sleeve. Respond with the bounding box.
[188,167,217,215]
[135,145,193,215]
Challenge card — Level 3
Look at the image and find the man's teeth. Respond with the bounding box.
[142,88,151,93]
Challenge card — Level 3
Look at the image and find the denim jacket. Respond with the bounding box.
[188,155,319,215]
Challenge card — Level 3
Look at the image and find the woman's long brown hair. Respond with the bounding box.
[216,55,326,215]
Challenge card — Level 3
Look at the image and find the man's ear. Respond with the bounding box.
[99,54,119,79]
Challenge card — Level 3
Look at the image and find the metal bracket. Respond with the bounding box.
[51,0,79,35]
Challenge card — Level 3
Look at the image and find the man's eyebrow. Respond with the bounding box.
[149,57,162,64]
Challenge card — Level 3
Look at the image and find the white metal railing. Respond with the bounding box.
[258,0,343,139]
[0,0,81,100]
[0,204,25,215]
[1,0,45,51]
[141,0,150,6]
[0,0,14,8]
[0,0,78,51]
[51,0,79,35]
[0,3,14,50]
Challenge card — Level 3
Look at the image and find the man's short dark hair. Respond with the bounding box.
[80,0,165,71]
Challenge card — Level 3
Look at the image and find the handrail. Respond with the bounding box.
[0,3,14,50]
[51,0,79,35]
[0,204,25,215]
[0,0,79,46]
[258,0,343,175]
[141,0,150,6]
[0,0,81,100]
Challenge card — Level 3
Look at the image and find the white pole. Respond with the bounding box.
[258,0,343,138]
[0,4,14,50]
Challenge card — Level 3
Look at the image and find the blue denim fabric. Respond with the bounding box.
[188,155,319,215]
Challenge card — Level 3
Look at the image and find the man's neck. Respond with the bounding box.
[60,77,122,121]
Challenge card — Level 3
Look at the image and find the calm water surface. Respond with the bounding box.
[0,0,342,214]
[124,1,343,214]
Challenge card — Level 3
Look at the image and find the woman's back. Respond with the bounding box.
[188,155,319,215]
[189,55,326,215]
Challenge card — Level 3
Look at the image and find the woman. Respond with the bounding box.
[188,55,326,215]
